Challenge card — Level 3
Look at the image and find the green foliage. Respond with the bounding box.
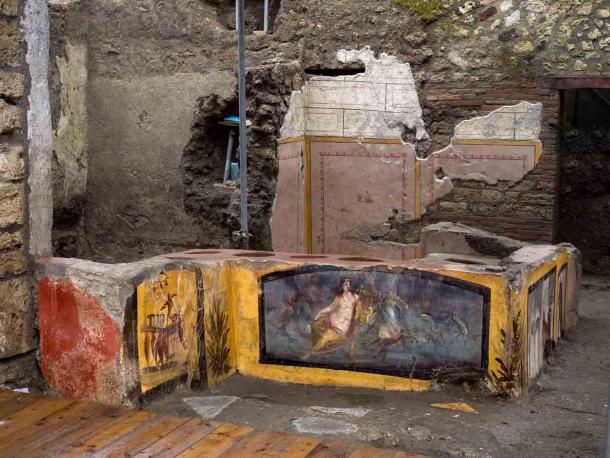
[393,0,445,21]
[205,295,231,378]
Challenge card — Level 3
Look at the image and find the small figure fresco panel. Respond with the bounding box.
[260,267,489,378]
[527,267,556,383]
[137,270,199,393]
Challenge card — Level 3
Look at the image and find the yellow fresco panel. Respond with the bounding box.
[201,265,237,387]
[137,270,199,393]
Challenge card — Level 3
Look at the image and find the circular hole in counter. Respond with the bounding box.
[289,255,329,259]
[185,250,222,254]
[446,257,486,265]
[337,256,383,262]
[233,252,276,257]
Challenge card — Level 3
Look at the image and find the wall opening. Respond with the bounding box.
[304,66,366,77]
[557,86,610,274]
[181,94,240,249]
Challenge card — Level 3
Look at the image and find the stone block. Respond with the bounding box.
[0,276,36,358]
[0,72,24,100]
[0,230,25,277]
[278,91,305,138]
[0,248,27,276]
[478,5,497,21]
[0,99,21,134]
[0,144,24,180]
[0,182,24,227]
[439,201,468,212]
[385,84,422,114]
[481,189,503,202]
[452,188,481,201]
[0,229,23,251]
[0,20,23,67]
[421,222,526,258]
[0,351,40,388]
[0,0,19,16]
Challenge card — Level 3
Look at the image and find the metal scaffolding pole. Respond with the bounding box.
[263,0,269,33]
[235,0,250,248]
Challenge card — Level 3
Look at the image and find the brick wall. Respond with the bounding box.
[0,0,51,388]
[421,81,560,243]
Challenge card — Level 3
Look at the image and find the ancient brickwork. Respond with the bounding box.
[422,81,560,242]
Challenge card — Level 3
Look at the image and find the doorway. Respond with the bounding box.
[557,84,610,274]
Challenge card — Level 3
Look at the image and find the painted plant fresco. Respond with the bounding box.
[527,267,556,383]
[260,268,489,378]
[492,310,523,394]
[137,270,199,393]
[205,293,232,381]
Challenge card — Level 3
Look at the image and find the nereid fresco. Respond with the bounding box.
[137,270,200,393]
[260,268,490,378]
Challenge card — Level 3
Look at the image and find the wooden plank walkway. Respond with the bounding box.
[0,391,425,457]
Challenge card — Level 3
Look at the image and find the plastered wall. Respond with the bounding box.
[273,49,543,259]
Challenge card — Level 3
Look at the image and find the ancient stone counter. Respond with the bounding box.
[36,228,580,404]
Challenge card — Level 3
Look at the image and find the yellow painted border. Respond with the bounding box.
[303,141,313,254]
[452,139,543,164]
[554,260,569,341]
[414,244,422,259]
[278,136,305,145]
[415,160,422,219]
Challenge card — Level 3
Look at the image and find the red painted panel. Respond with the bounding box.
[38,278,122,405]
